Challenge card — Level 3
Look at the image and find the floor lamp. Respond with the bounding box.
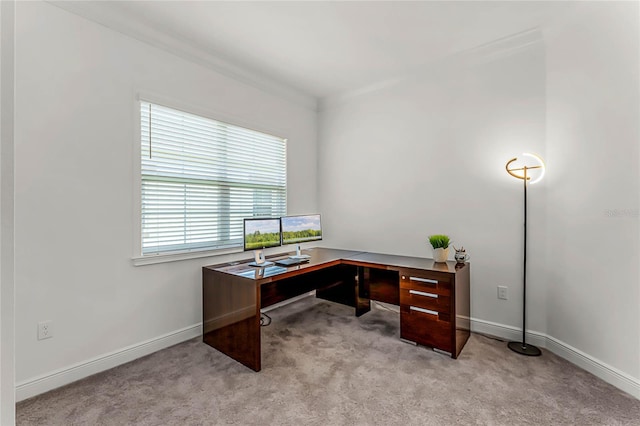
[505,153,545,356]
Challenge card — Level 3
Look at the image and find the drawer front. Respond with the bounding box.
[400,306,452,353]
[399,270,451,296]
[400,288,451,319]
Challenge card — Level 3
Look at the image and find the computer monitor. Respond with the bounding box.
[243,218,281,266]
[281,214,322,257]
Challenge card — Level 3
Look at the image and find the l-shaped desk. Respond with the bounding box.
[202,247,470,371]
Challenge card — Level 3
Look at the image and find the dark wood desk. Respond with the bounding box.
[203,248,470,371]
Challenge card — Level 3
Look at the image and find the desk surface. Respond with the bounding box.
[343,251,464,273]
[205,247,464,283]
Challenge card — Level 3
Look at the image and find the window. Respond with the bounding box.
[140,101,286,256]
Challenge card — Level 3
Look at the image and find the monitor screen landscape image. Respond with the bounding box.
[243,218,281,250]
[281,214,322,245]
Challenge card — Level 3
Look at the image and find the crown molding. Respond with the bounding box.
[319,28,544,112]
[46,1,318,111]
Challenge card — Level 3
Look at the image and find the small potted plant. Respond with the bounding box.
[428,234,451,263]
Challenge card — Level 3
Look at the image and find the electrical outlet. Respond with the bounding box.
[497,286,508,300]
[38,320,53,340]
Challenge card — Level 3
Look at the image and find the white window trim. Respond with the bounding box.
[131,246,244,266]
[131,91,288,266]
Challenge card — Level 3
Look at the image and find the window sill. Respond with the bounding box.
[132,246,244,266]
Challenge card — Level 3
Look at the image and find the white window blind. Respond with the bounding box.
[140,101,287,255]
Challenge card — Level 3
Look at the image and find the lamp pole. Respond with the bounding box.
[505,155,543,356]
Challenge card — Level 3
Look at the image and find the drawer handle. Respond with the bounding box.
[409,289,438,298]
[410,306,438,316]
[409,276,438,285]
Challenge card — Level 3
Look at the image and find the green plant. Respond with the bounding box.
[428,234,451,249]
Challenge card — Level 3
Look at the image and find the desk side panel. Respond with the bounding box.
[454,264,471,358]
[203,268,261,371]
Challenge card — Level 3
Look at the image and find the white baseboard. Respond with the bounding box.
[16,323,202,402]
[15,311,639,402]
[470,317,548,348]
[16,294,314,402]
[544,335,640,399]
[470,317,640,399]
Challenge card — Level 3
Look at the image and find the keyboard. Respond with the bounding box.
[289,254,311,259]
[275,257,310,266]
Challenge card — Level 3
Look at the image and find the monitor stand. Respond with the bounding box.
[248,249,274,267]
[289,244,311,260]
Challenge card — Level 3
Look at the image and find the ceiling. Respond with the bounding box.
[52,1,571,103]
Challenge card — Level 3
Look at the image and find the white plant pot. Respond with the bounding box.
[433,247,449,263]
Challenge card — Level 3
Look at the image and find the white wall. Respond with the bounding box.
[544,2,639,381]
[14,1,317,396]
[318,2,639,395]
[1,1,16,422]
[319,33,548,333]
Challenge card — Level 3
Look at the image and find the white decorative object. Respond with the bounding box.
[433,247,449,263]
[453,246,470,263]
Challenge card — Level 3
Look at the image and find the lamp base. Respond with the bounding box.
[508,341,542,356]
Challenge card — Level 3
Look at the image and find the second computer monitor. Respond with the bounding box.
[281,214,322,246]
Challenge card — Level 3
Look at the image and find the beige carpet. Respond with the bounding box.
[17,296,640,425]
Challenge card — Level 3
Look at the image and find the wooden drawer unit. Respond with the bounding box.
[398,265,470,358]
[401,305,452,353]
